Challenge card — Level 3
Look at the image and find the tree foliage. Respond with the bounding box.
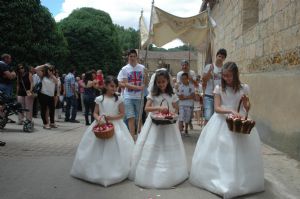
[114,25,139,52]
[149,44,167,52]
[168,44,196,52]
[148,44,196,52]
[0,0,69,67]
[58,7,123,75]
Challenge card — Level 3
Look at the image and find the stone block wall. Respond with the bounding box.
[209,0,300,159]
[210,0,300,73]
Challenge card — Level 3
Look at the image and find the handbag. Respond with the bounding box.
[20,75,32,96]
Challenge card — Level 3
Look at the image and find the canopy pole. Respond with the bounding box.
[137,0,154,139]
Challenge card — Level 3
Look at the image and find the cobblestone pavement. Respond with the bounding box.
[0,114,300,199]
[0,118,83,157]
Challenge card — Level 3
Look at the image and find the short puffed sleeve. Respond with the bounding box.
[146,93,153,101]
[94,95,104,104]
[242,84,250,95]
[116,95,124,106]
[213,85,221,95]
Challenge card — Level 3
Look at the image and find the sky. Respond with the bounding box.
[41,0,203,48]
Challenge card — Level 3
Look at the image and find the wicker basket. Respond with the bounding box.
[226,98,255,134]
[151,98,178,125]
[93,115,114,139]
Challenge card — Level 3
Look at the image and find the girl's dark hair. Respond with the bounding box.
[152,70,174,96]
[101,76,119,102]
[181,72,189,79]
[216,48,227,58]
[84,70,94,85]
[221,61,242,93]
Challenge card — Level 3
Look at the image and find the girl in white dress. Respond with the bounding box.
[129,70,188,188]
[71,76,134,187]
[189,62,264,198]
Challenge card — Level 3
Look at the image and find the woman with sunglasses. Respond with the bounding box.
[16,64,34,125]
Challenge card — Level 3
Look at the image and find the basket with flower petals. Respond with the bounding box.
[226,98,255,134]
[93,115,114,139]
[151,99,178,125]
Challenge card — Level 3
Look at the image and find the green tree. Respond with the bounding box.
[59,7,123,75]
[0,0,69,67]
[115,25,139,52]
[168,44,196,52]
[149,44,167,52]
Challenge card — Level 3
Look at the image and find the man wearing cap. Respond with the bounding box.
[202,48,227,125]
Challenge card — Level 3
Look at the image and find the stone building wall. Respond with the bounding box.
[208,0,300,159]
[138,50,199,76]
[145,59,198,76]
[210,0,300,72]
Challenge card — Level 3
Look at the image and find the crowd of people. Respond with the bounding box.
[0,48,265,198]
[0,50,204,136]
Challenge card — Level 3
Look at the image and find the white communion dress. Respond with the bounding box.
[70,95,134,187]
[189,84,264,198]
[129,93,188,188]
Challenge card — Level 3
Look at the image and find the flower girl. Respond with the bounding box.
[189,62,264,198]
[71,76,134,187]
[129,70,188,188]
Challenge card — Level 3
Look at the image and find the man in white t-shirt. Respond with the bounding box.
[202,48,227,124]
[176,60,197,85]
[118,49,146,140]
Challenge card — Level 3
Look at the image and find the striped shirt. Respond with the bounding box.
[64,72,75,97]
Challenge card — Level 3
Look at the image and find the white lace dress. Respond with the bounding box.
[70,95,134,187]
[129,93,188,188]
[189,84,264,198]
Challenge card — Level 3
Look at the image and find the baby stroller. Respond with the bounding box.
[0,91,34,132]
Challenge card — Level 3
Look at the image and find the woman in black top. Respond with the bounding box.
[16,64,33,124]
[79,70,99,125]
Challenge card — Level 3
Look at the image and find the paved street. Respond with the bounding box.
[1,114,300,199]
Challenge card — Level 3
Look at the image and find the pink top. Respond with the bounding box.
[78,80,84,93]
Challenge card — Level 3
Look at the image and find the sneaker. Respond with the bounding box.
[64,118,69,122]
[0,140,6,146]
[43,125,51,130]
[50,123,58,128]
[69,119,80,123]
[7,118,16,123]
